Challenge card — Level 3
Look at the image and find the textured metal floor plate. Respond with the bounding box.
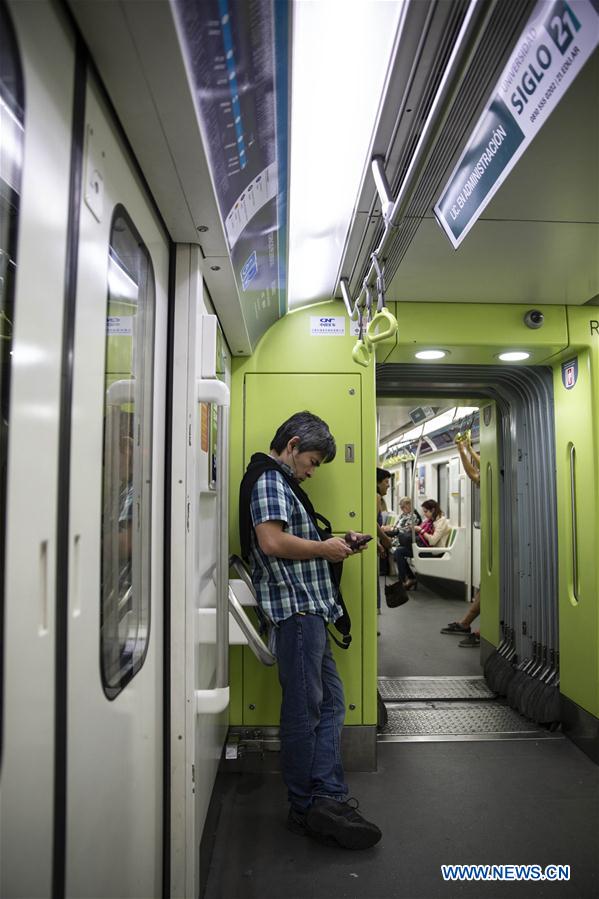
[378,675,496,701]
[379,701,563,742]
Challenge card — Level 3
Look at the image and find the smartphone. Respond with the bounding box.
[345,533,373,548]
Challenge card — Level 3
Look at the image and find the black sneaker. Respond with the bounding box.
[305,797,382,849]
[440,622,471,635]
[287,807,308,835]
[458,632,480,647]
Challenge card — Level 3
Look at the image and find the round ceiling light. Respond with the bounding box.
[498,351,530,361]
[415,349,447,360]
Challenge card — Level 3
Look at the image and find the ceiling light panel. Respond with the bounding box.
[288,0,403,308]
[415,349,447,359]
[499,351,530,361]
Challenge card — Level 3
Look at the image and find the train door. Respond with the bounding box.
[1,3,75,895]
[66,76,169,896]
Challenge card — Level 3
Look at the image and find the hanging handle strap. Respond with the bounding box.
[352,340,371,367]
[367,255,398,344]
[367,306,398,344]
[352,307,371,367]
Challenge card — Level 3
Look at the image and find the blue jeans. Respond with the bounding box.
[275,613,348,812]
[394,545,413,580]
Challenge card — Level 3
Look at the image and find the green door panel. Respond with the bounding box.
[244,373,363,532]
[479,402,500,647]
[241,552,365,726]
[227,301,386,732]
[553,341,599,716]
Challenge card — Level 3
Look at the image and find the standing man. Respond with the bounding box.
[376,467,393,560]
[376,469,393,615]
[239,411,382,850]
[441,431,481,646]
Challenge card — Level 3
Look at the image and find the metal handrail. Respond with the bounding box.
[216,401,229,688]
[409,426,425,544]
[195,377,230,715]
[340,0,494,315]
[228,586,276,667]
[229,554,276,666]
[229,554,255,593]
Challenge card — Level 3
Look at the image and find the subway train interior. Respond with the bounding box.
[1,0,599,896]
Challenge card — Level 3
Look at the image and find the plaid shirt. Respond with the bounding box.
[249,467,343,624]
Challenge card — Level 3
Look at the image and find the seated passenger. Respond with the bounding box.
[384,496,422,547]
[414,498,450,549]
[394,499,450,589]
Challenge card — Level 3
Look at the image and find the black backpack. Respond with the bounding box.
[239,453,352,648]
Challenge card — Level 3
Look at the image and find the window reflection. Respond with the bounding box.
[101,206,155,699]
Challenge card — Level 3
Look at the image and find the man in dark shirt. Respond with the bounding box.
[239,411,382,850]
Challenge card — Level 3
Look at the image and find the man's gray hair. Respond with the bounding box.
[270,411,336,462]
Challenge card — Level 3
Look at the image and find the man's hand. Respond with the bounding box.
[345,531,373,552]
[320,537,354,562]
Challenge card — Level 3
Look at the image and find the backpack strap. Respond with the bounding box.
[327,627,352,650]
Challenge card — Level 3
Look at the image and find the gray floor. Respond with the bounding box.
[205,741,599,899]
[378,577,481,677]
[203,578,599,899]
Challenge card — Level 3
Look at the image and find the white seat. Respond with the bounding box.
[411,527,467,582]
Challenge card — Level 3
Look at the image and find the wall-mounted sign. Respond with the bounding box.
[174,0,289,344]
[435,0,599,248]
[561,357,578,389]
[107,316,133,336]
[310,316,347,336]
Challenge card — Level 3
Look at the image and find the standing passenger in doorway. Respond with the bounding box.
[376,468,393,608]
[239,411,382,849]
[441,431,481,646]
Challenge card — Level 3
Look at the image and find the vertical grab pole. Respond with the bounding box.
[569,444,579,603]
[410,426,425,543]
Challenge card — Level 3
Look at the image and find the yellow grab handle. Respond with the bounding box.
[352,339,371,367]
[366,306,398,344]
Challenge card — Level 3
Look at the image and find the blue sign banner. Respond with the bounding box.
[174,0,289,342]
[435,0,599,248]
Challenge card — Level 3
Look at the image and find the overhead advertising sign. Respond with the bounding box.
[174,0,289,345]
[435,0,599,249]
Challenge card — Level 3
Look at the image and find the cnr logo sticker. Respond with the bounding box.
[310,316,346,337]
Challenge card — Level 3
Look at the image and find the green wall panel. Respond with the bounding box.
[384,302,568,366]
[553,308,599,716]
[244,373,363,531]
